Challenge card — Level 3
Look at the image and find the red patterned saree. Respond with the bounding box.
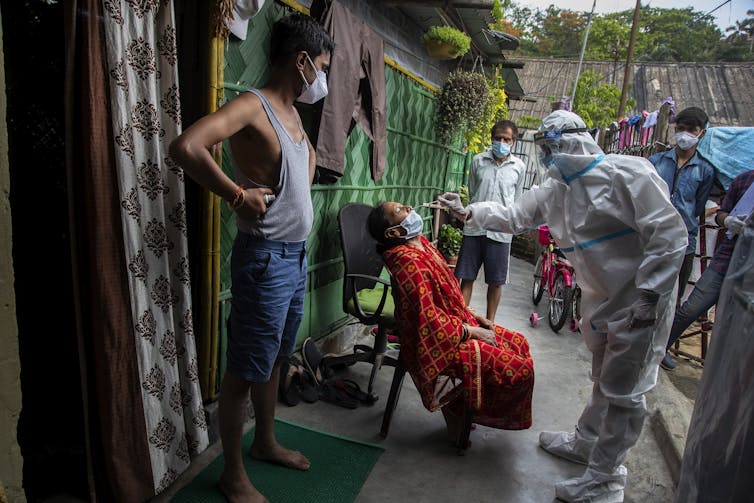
[383,236,534,430]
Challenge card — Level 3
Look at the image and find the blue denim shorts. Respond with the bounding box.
[454,235,510,285]
[228,232,307,382]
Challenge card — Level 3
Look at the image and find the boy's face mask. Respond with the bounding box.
[297,54,328,104]
[675,130,702,151]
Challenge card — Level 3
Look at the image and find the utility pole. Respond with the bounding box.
[571,0,597,106]
[618,0,640,118]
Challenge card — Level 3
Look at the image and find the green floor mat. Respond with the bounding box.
[172,418,384,503]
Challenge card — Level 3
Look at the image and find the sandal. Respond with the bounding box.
[290,355,318,403]
[302,337,324,384]
[318,379,359,409]
[278,358,301,406]
[338,379,378,405]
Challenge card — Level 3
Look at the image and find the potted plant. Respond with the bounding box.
[422,26,471,60]
[436,71,490,146]
[438,223,463,266]
[465,67,510,154]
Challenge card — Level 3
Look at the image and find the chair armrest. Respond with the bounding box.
[346,274,390,286]
[346,274,391,323]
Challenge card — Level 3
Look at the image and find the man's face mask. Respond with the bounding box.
[491,141,511,159]
[297,53,328,104]
[387,210,423,240]
[675,130,702,151]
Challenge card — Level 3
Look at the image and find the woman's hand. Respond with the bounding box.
[466,307,493,329]
[473,312,494,329]
[464,325,498,347]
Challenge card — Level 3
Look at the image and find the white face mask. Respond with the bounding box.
[675,131,701,151]
[386,210,423,239]
[297,54,328,104]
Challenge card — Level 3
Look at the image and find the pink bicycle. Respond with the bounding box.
[530,226,581,332]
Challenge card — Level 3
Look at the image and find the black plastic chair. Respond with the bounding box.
[322,203,400,402]
[327,203,472,451]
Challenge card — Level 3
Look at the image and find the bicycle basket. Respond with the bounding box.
[537,226,551,246]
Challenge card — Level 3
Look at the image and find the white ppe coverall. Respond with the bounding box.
[465,111,687,501]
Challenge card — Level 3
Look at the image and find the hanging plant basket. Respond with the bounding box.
[424,38,460,60]
[422,26,471,60]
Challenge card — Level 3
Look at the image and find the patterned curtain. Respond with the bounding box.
[101,0,209,493]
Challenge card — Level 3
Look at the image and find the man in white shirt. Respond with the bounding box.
[455,120,525,321]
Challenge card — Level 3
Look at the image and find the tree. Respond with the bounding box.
[724,10,754,60]
[585,16,630,61]
[572,70,635,128]
[489,0,521,38]
[532,7,587,58]
[508,1,753,62]
[635,7,722,62]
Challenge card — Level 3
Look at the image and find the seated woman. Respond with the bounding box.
[367,201,534,445]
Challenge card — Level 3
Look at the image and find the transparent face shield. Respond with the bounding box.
[534,127,588,165]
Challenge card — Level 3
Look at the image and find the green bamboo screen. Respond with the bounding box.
[215,2,468,389]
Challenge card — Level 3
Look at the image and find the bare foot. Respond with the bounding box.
[249,442,311,471]
[218,471,268,503]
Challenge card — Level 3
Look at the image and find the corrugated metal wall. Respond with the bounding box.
[509,57,754,127]
[215,1,468,384]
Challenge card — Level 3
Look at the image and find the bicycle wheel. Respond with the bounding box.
[532,254,545,305]
[549,271,574,332]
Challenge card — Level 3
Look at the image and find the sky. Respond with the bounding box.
[517,0,754,31]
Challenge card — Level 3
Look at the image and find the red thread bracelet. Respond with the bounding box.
[229,184,244,209]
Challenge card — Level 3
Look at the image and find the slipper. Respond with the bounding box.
[290,356,318,403]
[318,379,359,409]
[298,370,319,403]
[337,378,378,405]
[302,337,324,384]
[278,358,300,407]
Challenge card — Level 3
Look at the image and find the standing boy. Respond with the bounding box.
[170,15,333,503]
[648,107,715,307]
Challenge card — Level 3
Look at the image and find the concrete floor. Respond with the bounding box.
[160,256,683,503]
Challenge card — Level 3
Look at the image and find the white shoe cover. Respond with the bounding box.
[555,465,627,503]
[539,430,593,465]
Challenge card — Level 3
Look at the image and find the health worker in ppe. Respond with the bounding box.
[438,110,687,503]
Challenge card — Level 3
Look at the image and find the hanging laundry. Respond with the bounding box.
[311,0,387,181]
[643,110,659,129]
[662,96,676,123]
[639,110,651,146]
[227,0,266,40]
[618,117,630,150]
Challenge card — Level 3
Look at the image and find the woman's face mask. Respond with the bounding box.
[387,210,423,239]
[297,54,328,104]
[675,130,702,151]
[491,141,511,159]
